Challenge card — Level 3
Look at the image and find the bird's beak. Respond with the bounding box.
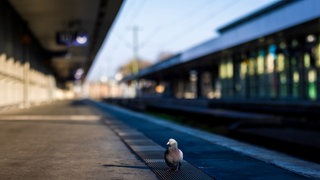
[166,142,170,146]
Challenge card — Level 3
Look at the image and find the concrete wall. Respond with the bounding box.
[0,1,73,109]
[0,53,57,108]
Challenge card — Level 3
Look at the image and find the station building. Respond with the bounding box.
[124,0,320,108]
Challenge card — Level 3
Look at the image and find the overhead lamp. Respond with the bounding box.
[74,31,88,46]
[74,68,84,80]
[306,34,315,43]
[56,30,88,46]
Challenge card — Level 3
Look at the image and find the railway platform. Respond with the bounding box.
[91,100,320,180]
[1,99,320,179]
[0,100,157,180]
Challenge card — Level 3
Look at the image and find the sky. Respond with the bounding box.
[86,0,279,82]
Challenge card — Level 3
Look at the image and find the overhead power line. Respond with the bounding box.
[159,0,241,50]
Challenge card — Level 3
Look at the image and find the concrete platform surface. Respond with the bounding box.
[2,99,320,180]
[0,100,157,180]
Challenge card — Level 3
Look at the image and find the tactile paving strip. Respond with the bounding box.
[103,117,214,180]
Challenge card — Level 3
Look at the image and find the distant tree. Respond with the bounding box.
[157,51,175,62]
[117,58,152,77]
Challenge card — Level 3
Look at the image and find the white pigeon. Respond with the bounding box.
[164,138,183,172]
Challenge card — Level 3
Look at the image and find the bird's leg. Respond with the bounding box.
[167,166,174,172]
[174,164,180,172]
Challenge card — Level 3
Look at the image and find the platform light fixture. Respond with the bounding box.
[74,68,84,80]
[74,31,88,46]
[56,30,88,46]
[306,34,315,43]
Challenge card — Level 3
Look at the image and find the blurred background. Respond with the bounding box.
[1,0,320,165]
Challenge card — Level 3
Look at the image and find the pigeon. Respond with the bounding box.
[164,138,183,172]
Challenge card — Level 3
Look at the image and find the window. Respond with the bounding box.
[307,69,317,100]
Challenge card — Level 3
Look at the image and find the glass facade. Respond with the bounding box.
[139,19,320,103]
[219,56,233,98]
[218,31,320,101]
